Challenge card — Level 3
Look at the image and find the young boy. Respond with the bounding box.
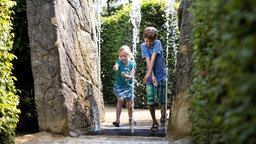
[141,27,167,131]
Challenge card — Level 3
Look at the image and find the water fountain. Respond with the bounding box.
[164,0,179,134]
[92,0,178,135]
[129,0,141,133]
[92,0,103,132]
[165,0,178,67]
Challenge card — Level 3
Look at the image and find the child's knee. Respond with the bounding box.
[117,97,124,103]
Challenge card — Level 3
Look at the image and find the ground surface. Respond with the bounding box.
[15,105,173,144]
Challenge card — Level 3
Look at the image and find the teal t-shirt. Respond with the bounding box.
[114,60,136,87]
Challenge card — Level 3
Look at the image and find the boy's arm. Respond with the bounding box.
[143,52,157,84]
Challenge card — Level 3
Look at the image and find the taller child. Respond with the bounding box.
[141,27,167,132]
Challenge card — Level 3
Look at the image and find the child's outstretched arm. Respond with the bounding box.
[113,63,119,71]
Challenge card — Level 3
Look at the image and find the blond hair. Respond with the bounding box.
[118,45,132,58]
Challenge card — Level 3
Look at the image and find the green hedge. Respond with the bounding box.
[190,0,256,143]
[101,0,179,107]
[11,0,38,133]
[0,0,20,143]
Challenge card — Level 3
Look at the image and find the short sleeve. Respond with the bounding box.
[141,43,149,59]
[153,40,162,54]
[132,61,136,69]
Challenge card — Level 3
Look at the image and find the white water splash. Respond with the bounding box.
[164,0,179,134]
[93,0,103,132]
[165,0,178,67]
[129,0,141,134]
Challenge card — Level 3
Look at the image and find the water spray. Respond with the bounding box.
[164,0,178,134]
[94,0,103,132]
[129,0,141,134]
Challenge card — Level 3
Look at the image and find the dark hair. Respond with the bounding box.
[143,27,158,39]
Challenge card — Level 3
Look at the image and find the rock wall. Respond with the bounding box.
[167,0,194,140]
[26,0,104,136]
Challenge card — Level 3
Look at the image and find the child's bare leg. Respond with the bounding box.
[115,97,124,123]
[126,100,131,119]
[126,100,136,125]
[160,105,166,125]
[149,104,158,131]
[149,104,157,123]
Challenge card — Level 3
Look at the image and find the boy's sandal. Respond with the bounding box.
[113,121,120,127]
[160,116,166,125]
[129,119,137,126]
[151,123,158,132]
[160,109,167,125]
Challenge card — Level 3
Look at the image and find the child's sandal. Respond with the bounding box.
[151,122,158,132]
[160,109,167,125]
[129,119,137,126]
[160,116,166,125]
[113,121,120,127]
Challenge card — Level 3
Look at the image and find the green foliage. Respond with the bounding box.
[0,0,21,143]
[101,0,129,16]
[11,0,38,133]
[190,0,256,143]
[101,0,179,107]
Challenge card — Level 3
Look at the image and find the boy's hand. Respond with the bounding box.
[152,76,158,87]
[143,73,150,84]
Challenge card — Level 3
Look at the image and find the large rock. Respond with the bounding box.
[167,0,193,140]
[26,0,104,136]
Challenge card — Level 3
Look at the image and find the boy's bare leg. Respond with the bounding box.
[160,105,166,125]
[149,104,158,131]
[149,104,157,123]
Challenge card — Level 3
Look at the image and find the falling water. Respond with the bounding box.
[164,0,179,134]
[93,0,103,132]
[91,100,100,132]
[129,0,141,133]
[165,0,178,67]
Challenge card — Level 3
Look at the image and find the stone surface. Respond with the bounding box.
[26,0,104,136]
[167,0,193,140]
[16,106,192,144]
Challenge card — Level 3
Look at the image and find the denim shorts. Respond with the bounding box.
[113,84,133,101]
[146,79,166,105]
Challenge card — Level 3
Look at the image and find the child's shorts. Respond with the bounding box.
[113,84,133,101]
[146,79,166,105]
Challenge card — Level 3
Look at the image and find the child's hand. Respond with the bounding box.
[121,72,133,79]
[143,73,150,84]
[152,76,158,87]
[113,64,118,71]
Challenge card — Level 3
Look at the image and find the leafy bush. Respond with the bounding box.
[0,0,20,143]
[190,0,256,143]
[101,0,179,108]
[11,0,39,133]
